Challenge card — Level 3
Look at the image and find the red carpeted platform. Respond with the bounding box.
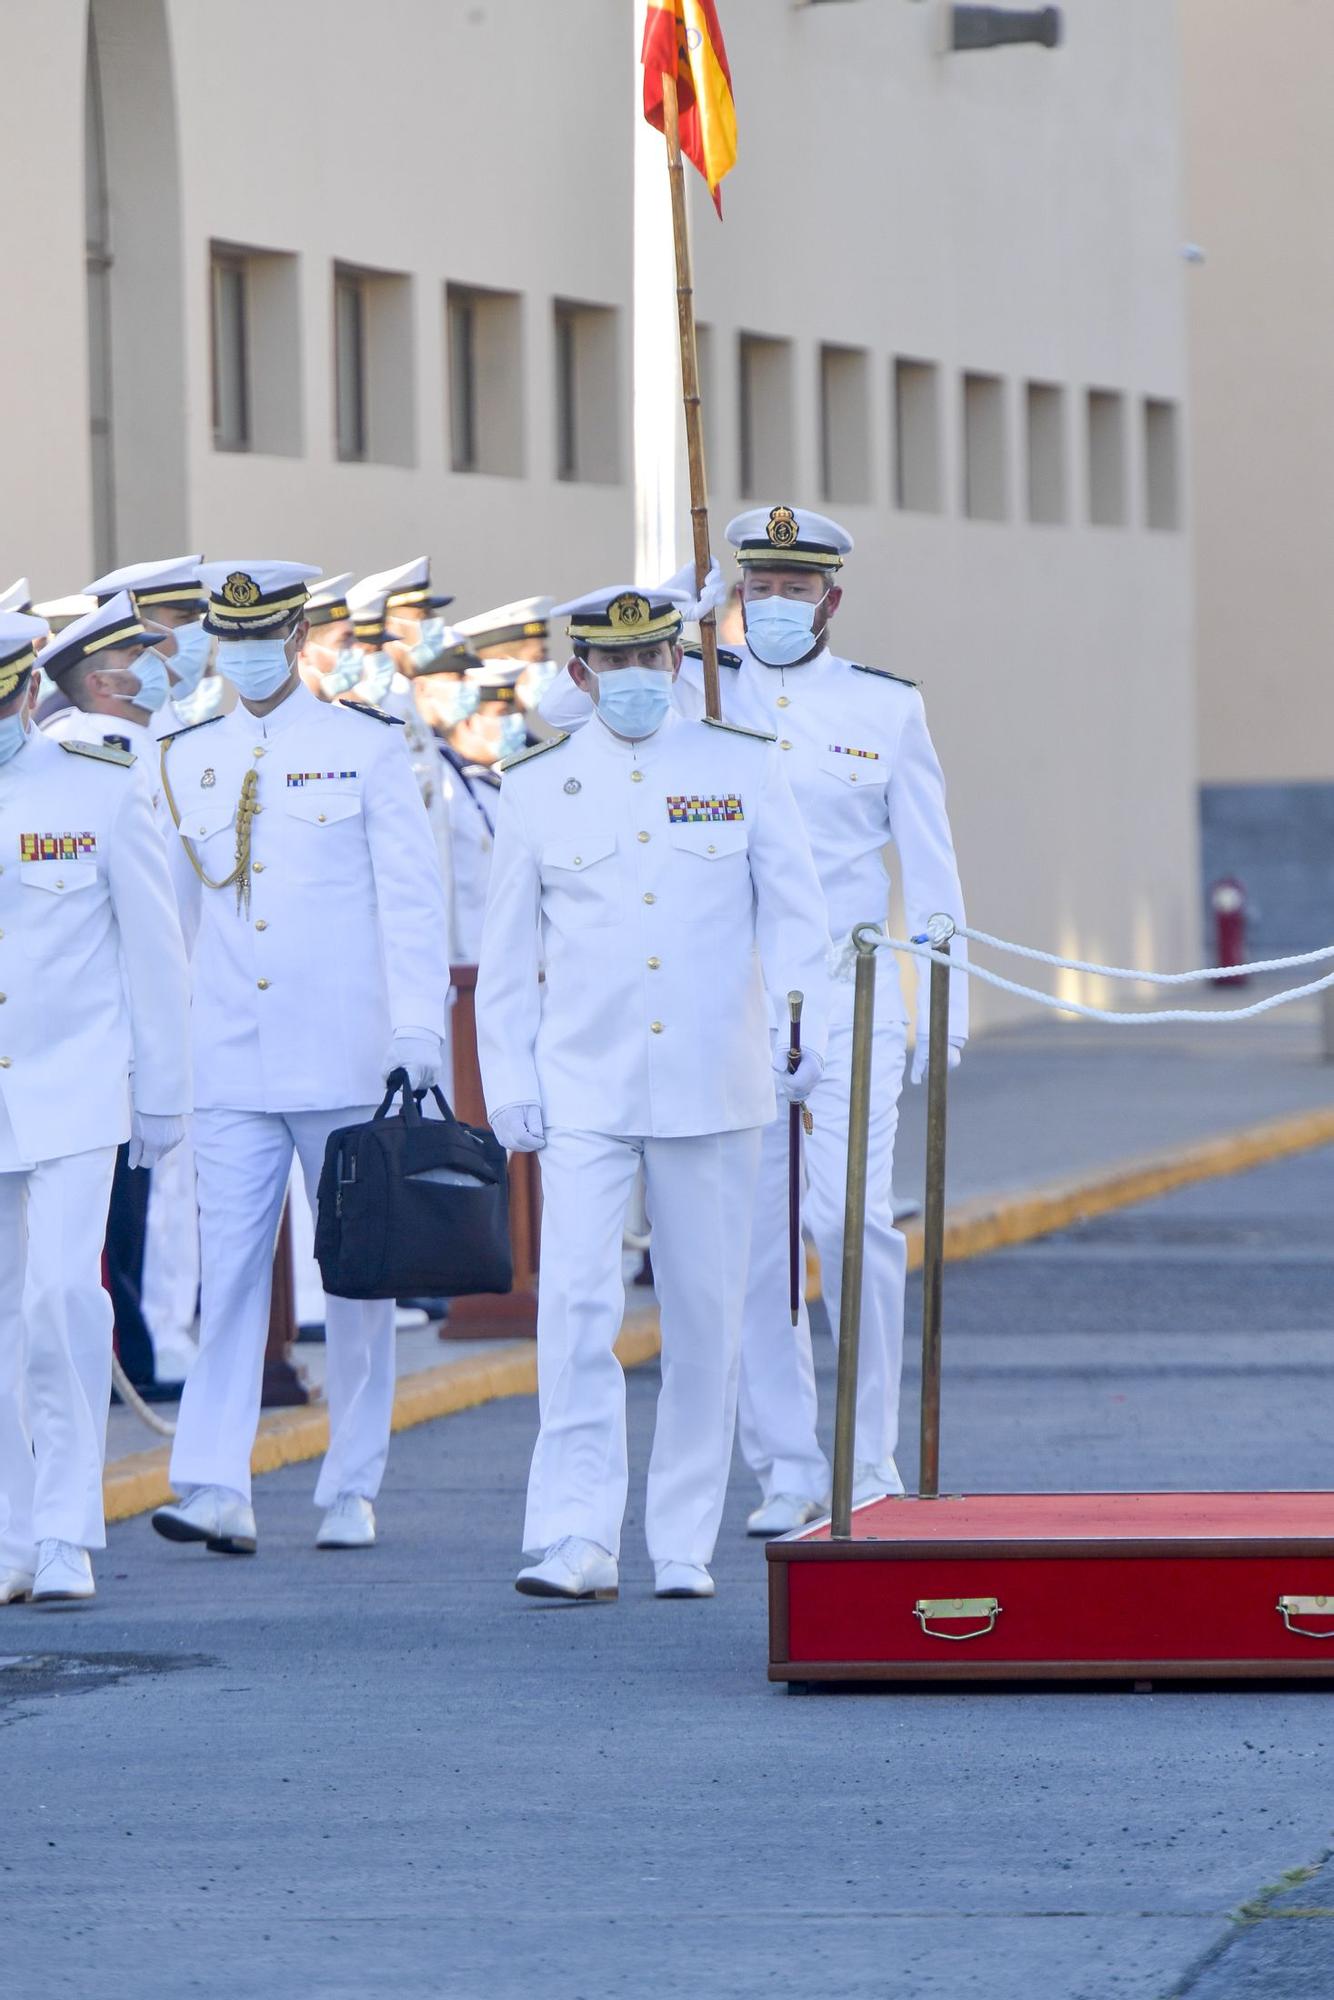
[766,1492,1334,1685]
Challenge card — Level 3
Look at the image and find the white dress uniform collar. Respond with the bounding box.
[228,678,316,740]
[578,705,682,768]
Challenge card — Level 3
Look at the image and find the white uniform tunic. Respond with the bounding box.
[162,684,450,1111]
[438,748,498,964]
[162,684,451,1510]
[477,708,831,1564]
[0,731,190,1565]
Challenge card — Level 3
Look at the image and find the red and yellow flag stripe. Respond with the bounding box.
[642,0,737,215]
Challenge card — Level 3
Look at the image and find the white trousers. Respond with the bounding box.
[0,1144,118,1562]
[525,1124,762,1565]
[141,1122,200,1362]
[169,1107,396,1509]
[736,1014,908,1504]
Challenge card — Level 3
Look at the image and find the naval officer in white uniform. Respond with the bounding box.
[0,610,190,1606]
[477,584,830,1602]
[151,561,451,1557]
[709,508,968,1531]
[537,513,968,1530]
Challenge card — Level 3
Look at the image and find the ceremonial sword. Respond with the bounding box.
[787,991,813,1327]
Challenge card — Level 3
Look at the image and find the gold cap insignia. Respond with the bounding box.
[607,592,651,634]
[222,571,261,609]
[766,506,799,550]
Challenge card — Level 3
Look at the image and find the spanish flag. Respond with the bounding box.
[642,0,737,215]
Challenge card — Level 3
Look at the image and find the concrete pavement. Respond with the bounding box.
[7,1141,1334,1997]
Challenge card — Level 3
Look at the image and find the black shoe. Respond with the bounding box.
[295,1322,327,1344]
[396,1298,451,1319]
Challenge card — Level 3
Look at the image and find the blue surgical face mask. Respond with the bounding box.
[743,592,827,669]
[430,679,479,730]
[468,710,526,762]
[219,634,294,702]
[358,650,396,704]
[518,659,559,711]
[164,618,210,696]
[172,673,225,726]
[0,711,29,767]
[323,647,364,697]
[130,649,171,713]
[409,618,450,672]
[589,664,673,740]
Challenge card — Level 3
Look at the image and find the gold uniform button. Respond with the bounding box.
[253,746,265,759]
[650,1021,664,1034]
[643,892,656,905]
[630,770,644,783]
[255,919,268,931]
[0,1058,10,1069]
[636,830,650,844]
[257,978,270,991]
[573,856,582,866]
[647,956,661,970]
[776,695,790,709]
[253,861,266,874]
[198,826,207,835]
[317,813,327,824]
[780,740,792,751]
[707,844,717,854]
[54,880,64,890]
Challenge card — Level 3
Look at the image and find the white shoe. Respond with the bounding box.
[317,1495,376,1549]
[151,1486,257,1555]
[152,1338,198,1386]
[746,1493,824,1539]
[851,1458,907,1506]
[31,1541,94,1606]
[515,1536,618,1601]
[654,1561,715,1600]
[0,1567,35,1605]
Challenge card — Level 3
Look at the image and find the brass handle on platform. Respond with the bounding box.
[1277,1594,1334,1639]
[914,1596,1001,1642]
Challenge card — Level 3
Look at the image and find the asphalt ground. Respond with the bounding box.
[7,1147,1334,1999]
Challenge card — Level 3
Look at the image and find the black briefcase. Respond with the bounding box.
[315,1071,513,1301]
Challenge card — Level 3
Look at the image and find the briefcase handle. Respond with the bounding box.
[376,1067,462,1129]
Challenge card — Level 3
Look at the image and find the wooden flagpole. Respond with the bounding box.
[660,70,722,722]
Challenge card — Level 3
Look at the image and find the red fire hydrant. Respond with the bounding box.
[1209,877,1248,985]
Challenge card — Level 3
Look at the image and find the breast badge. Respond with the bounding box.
[666,795,744,824]
[202,768,216,788]
[564,778,582,795]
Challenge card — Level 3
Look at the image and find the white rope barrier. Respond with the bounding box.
[954,924,1334,987]
[865,929,1334,1027]
[110,1351,176,1439]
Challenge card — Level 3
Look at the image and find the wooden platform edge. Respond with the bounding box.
[104,1308,664,1525]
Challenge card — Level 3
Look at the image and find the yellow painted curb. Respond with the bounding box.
[104,1312,663,1526]
[898,1104,1334,1272]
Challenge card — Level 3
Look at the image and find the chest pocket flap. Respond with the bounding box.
[668,821,749,860]
[820,748,886,788]
[184,799,237,843]
[284,790,362,828]
[21,860,100,896]
[541,829,617,874]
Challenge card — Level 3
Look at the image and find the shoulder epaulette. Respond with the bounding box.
[59,738,135,768]
[703,716,776,744]
[160,714,225,745]
[337,701,405,727]
[498,732,570,774]
[683,643,742,669]
[850,662,918,688]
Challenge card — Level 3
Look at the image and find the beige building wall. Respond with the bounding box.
[0,0,1197,1021]
[1182,0,1334,786]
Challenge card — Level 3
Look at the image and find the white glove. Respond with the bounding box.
[490,1102,546,1153]
[384,1030,444,1092]
[127,1113,186,1173]
[660,557,728,625]
[773,1047,825,1104]
[911,1037,965,1088]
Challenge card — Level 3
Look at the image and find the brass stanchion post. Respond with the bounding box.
[831,925,882,1540]
[918,917,955,1499]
